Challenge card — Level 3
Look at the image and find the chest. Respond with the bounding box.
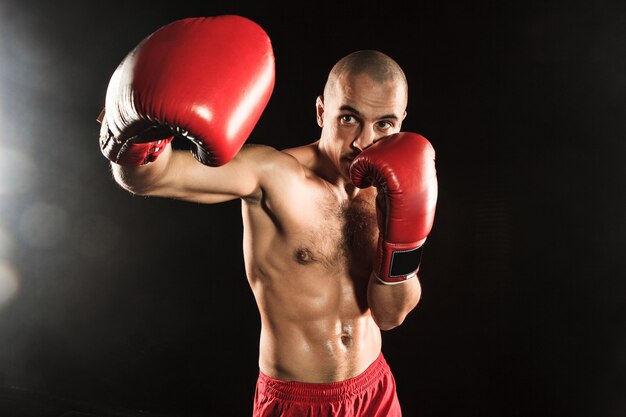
[283,187,379,272]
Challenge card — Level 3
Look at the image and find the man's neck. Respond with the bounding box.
[312,142,364,199]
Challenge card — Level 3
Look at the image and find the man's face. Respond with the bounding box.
[317,72,407,180]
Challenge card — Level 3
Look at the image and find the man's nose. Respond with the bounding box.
[352,127,377,151]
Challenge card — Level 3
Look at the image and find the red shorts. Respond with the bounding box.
[252,352,401,417]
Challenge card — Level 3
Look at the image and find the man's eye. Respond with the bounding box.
[378,121,392,129]
[340,115,356,123]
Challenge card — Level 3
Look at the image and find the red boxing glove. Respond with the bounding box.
[100,15,275,167]
[350,132,438,284]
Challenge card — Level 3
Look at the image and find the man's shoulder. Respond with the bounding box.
[242,141,319,169]
[238,143,311,181]
[240,142,324,203]
[280,142,319,170]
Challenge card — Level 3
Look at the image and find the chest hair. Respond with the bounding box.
[296,193,378,272]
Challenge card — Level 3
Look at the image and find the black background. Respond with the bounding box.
[0,1,624,416]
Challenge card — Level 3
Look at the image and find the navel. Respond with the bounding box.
[340,334,353,347]
[340,323,354,347]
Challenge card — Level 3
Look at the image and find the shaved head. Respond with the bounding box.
[315,50,409,181]
[323,50,408,103]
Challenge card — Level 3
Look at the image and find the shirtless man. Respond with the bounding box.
[98,15,437,417]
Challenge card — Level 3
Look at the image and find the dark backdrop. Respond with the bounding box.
[0,1,624,416]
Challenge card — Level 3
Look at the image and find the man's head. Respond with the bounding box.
[316,50,408,181]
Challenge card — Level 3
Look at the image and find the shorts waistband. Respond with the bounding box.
[257,352,390,403]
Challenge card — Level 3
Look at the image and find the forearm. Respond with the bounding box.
[367,272,421,331]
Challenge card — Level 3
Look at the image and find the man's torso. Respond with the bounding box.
[240,143,382,382]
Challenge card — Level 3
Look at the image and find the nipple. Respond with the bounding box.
[295,247,315,265]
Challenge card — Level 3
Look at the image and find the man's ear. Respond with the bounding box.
[315,96,324,128]
[397,110,407,129]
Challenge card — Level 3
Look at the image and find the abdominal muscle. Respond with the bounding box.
[251,267,382,383]
[242,208,382,383]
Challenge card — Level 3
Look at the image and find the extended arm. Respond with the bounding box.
[107,139,274,204]
[98,16,275,203]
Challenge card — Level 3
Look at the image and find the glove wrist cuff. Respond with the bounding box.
[374,239,425,284]
[99,120,173,166]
